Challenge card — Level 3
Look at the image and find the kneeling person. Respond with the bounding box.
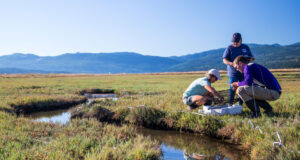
[183,69,224,110]
[231,56,281,118]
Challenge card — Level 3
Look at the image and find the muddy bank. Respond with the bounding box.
[9,88,117,115]
[9,96,86,115]
[76,88,115,95]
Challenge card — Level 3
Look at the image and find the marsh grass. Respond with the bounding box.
[0,71,299,159]
[0,112,161,160]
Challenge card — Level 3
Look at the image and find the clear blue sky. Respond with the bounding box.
[0,0,299,57]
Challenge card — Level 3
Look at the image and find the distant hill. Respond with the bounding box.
[0,52,180,73]
[167,42,300,71]
[168,48,226,71]
[0,42,299,74]
[0,68,68,74]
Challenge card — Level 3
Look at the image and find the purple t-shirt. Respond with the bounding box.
[238,63,281,91]
[223,44,253,77]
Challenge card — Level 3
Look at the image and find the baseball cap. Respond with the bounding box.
[207,69,222,80]
[232,32,242,42]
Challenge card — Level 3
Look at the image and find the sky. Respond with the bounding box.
[0,0,299,57]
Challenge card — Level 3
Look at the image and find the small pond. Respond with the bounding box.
[27,108,71,125]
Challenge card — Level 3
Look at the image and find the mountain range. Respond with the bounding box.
[0,42,299,74]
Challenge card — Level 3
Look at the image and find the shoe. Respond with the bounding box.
[245,99,261,118]
[238,98,244,106]
[250,112,261,118]
[187,103,198,110]
[255,100,273,114]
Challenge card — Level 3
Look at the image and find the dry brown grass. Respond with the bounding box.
[1,68,299,78]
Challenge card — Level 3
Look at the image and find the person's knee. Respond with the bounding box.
[192,95,201,102]
[236,87,243,95]
[194,96,206,106]
[236,86,250,95]
[236,86,248,101]
[272,92,281,101]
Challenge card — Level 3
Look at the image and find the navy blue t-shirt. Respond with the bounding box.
[223,44,253,77]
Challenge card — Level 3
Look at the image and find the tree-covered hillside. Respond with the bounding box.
[0,43,299,74]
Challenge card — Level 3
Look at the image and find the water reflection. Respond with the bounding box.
[84,93,116,98]
[28,93,119,125]
[85,93,118,105]
[27,109,70,125]
[137,128,248,160]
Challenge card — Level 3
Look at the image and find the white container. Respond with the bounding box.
[200,105,243,116]
[227,105,243,114]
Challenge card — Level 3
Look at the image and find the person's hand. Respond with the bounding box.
[217,96,224,103]
[231,82,239,91]
[213,95,224,104]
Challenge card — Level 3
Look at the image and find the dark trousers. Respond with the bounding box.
[228,75,244,104]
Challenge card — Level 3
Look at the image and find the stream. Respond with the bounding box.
[26,94,248,160]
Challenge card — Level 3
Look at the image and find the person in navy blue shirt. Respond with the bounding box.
[223,33,255,105]
[231,55,281,118]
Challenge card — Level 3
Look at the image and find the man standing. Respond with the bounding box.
[231,56,281,118]
[223,32,254,105]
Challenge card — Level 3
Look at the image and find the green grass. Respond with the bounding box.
[0,112,161,159]
[0,72,299,159]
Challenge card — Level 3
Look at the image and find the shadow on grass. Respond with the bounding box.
[9,97,86,115]
[0,107,14,114]
[263,111,295,118]
[77,88,115,95]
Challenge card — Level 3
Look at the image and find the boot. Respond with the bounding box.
[237,97,243,106]
[256,100,273,115]
[187,103,198,110]
[245,99,261,118]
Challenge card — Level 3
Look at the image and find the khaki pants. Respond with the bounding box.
[236,85,281,102]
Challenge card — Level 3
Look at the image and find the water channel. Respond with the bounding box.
[26,94,248,160]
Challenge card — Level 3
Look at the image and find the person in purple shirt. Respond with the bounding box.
[231,56,282,118]
[223,33,255,106]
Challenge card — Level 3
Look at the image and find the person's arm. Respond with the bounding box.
[204,85,224,102]
[238,65,253,86]
[222,47,232,66]
[223,58,233,66]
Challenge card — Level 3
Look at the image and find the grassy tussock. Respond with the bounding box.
[73,105,225,138]
[125,106,165,128]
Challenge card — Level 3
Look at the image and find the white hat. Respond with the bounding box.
[207,69,222,80]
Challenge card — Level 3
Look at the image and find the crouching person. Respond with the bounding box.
[183,69,224,110]
[231,56,281,118]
